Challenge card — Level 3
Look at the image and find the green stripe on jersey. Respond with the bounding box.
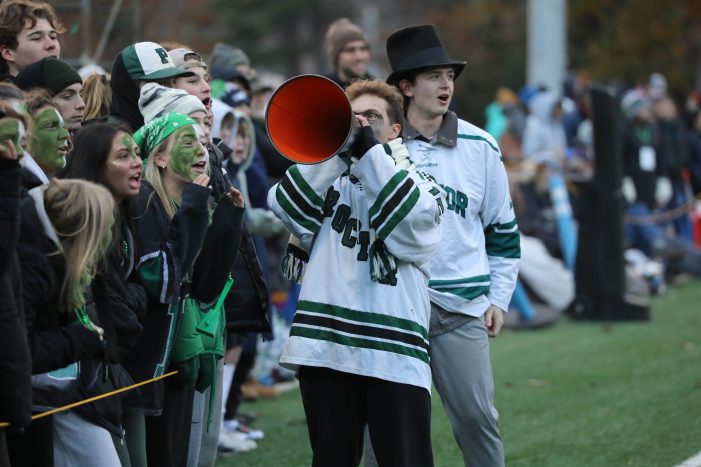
[288,165,325,208]
[368,170,408,219]
[297,300,428,340]
[377,186,420,240]
[429,274,491,287]
[429,284,490,301]
[275,187,321,235]
[457,134,500,155]
[289,325,430,364]
[485,230,521,258]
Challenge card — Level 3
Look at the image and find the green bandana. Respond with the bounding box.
[133,112,196,159]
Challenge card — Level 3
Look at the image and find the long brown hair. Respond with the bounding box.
[81,73,111,121]
[43,178,115,312]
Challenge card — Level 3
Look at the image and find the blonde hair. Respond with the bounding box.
[43,179,115,312]
[82,73,111,121]
[143,136,177,219]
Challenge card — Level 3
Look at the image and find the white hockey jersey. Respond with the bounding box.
[268,143,445,391]
[405,115,520,317]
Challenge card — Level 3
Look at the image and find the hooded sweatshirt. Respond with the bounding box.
[109,53,144,132]
[522,91,566,165]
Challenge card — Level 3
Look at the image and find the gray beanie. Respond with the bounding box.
[138,82,206,123]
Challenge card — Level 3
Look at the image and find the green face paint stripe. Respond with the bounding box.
[368,170,408,220]
[296,299,428,339]
[289,325,430,364]
[121,134,139,160]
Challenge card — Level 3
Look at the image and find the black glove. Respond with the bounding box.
[349,125,380,159]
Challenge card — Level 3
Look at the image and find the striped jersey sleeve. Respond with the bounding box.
[352,144,445,264]
[268,157,348,249]
[480,144,521,310]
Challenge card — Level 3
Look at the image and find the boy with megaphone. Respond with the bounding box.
[268,78,446,466]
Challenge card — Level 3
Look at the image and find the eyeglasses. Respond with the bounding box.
[354,110,384,124]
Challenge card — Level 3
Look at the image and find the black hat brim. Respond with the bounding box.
[386,61,466,85]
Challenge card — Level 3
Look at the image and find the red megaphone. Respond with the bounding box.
[266,74,355,164]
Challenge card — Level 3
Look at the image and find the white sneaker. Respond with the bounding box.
[223,419,265,441]
[218,429,257,452]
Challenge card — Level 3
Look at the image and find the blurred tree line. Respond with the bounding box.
[54,0,701,126]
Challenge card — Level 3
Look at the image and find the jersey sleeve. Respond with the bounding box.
[352,144,445,264]
[268,157,347,251]
[480,146,521,310]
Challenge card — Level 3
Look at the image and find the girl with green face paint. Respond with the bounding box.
[129,112,245,465]
[169,123,208,182]
[28,106,70,175]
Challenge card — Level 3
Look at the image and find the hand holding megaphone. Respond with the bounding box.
[347,118,380,160]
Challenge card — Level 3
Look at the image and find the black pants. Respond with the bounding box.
[224,349,256,420]
[298,366,433,467]
[145,378,195,467]
[5,415,53,467]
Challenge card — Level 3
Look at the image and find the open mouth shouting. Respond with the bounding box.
[128,170,142,190]
[437,93,451,106]
[191,159,207,175]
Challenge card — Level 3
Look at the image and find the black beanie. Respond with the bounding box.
[15,58,82,95]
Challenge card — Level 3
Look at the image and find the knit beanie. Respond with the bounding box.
[15,58,81,95]
[621,89,651,120]
[209,42,251,81]
[324,18,368,66]
[138,82,206,123]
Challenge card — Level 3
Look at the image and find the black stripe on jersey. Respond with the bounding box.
[281,174,324,223]
[294,312,429,351]
[370,178,415,230]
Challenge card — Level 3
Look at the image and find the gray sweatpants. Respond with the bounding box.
[187,359,223,467]
[429,304,504,467]
[53,411,121,467]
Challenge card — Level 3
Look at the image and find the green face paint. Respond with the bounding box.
[170,125,204,182]
[0,117,25,156]
[121,134,140,161]
[29,107,70,174]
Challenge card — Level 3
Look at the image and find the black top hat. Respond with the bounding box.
[385,24,466,85]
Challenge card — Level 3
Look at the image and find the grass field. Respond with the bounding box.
[216,280,701,467]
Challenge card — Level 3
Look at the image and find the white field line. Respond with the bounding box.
[675,451,701,467]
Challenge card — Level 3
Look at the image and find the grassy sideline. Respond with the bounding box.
[216,280,701,467]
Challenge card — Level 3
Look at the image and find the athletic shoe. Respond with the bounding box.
[218,429,257,453]
[222,419,265,441]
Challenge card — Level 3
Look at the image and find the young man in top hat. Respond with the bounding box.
[385,24,520,467]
